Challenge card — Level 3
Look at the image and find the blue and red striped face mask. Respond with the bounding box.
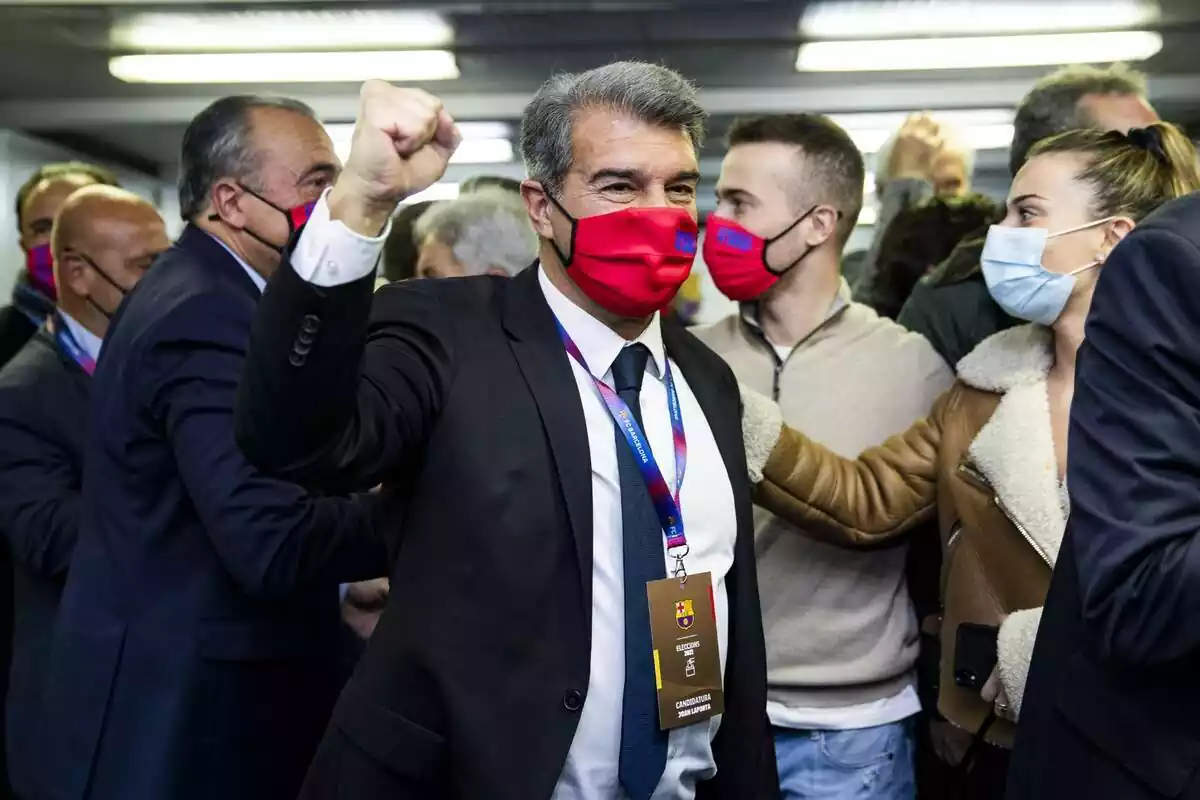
[210,184,316,254]
[25,244,56,300]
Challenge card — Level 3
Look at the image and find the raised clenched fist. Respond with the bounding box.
[329,81,461,235]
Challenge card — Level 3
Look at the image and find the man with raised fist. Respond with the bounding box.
[34,95,391,800]
[236,63,773,800]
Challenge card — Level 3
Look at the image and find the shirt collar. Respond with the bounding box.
[205,232,267,294]
[57,309,103,362]
[740,276,852,333]
[536,265,666,384]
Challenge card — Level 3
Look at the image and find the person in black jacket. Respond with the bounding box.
[1005,193,1200,798]
[235,63,774,800]
[0,185,166,800]
[33,96,387,800]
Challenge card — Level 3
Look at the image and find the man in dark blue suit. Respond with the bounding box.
[35,96,387,800]
[1007,191,1200,799]
[0,186,167,800]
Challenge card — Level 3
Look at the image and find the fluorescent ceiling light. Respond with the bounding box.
[796,31,1162,71]
[829,109,1015,153]
[109,51,459,84]
[800,0,1159,39]
[402,183,460,206]
[324,121,511,141]
[848,124,1015,153]
[110,9,453,52]
[324,124,514,165]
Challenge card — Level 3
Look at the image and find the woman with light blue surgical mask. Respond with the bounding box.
[735,121,1200,798]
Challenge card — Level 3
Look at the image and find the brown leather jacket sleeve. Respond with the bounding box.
[754,389,950,548]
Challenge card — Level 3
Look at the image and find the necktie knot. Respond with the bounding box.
[611,343,650,397]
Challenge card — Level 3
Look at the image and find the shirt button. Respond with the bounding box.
[325,260,339,278]
[562,689,584,712]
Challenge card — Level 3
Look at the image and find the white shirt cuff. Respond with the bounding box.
[290,188,391,287]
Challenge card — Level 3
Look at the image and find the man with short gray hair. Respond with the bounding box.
[414,188,535,278]
[234,61,773,800]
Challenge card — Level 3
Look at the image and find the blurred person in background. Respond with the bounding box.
[34,95,388,800]
[1007,151,1200,800]
[0,160,118,799]
[0,163,119,368]
[870,195,1001,321]
[898,63,1158,367]
[379,199,434,283]
[738,122,1200,799]
[696,113,952,799]
[460,173,523,194]
[0,186,166,800]
[234,62,774,800]
[845,114,969,297]
[414,187,536,278]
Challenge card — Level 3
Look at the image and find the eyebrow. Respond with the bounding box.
[588,168,702,184]
[296,162,338,185]
[1010,193,1047,205]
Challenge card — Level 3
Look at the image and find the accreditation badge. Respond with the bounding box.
[646,571,724,730]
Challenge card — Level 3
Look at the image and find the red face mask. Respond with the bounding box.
[25,244,56,301]
[548,195,698,318]
[703,209,821,302]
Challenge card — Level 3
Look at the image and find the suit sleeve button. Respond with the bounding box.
[563,689,584,712]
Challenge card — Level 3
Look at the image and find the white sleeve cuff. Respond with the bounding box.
[290,188,391,287]
[997,606,1044,719]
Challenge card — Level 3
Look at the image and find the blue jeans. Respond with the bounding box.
[774,720,916,799]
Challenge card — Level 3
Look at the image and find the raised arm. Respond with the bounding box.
[741,384,945,547]
[1066,223,1200,668]
[235,81,461,492]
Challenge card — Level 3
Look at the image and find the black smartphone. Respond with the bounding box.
[954,623,999,690]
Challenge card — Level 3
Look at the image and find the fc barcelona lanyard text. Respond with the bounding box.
[554,318,691,581]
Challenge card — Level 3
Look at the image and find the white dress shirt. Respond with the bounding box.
[288,192,738,799]
[57,310,103,362]
[539,268,736,800]
[56,309,103,362]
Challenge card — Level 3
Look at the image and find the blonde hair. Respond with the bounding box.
[1028,122,1200,222]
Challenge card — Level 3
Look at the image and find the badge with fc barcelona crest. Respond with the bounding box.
[646,572,724,730]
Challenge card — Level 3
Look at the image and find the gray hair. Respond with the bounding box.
[520,61,706,197]
[1010,63,1148,176]
[413,188,536,277]
[178,95,317,221]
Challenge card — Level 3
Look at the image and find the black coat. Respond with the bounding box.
[234,264,775,800]
[0,306,37,371]
[34,227,387,800]
[1007,192,1200,799]
[0,327,88,797]
[896,240,1017,368]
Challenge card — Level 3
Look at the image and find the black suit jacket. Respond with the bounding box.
[235,263,774,799]
[35,227,386,800]
[0,327,88,797]
[1007,192,1200,799]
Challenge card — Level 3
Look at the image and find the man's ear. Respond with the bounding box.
[56,252,89,297]
[805,205,841,248]
[209,180,247,228]
[521,179,555,239]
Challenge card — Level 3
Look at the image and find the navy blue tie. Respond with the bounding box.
[612,344,668,800]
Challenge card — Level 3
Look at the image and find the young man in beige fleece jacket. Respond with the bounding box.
[695,114,953,798]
